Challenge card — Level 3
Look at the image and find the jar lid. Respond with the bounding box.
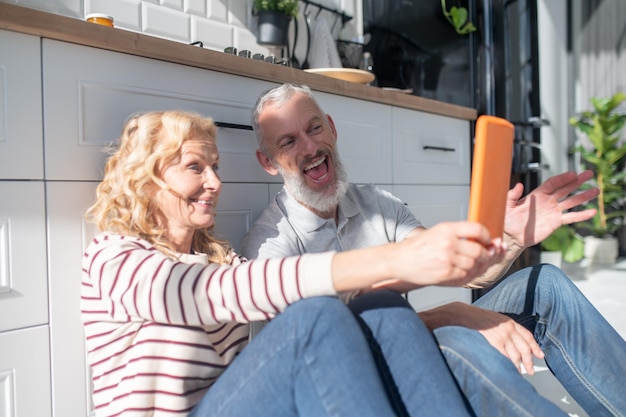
[86,13,114,21]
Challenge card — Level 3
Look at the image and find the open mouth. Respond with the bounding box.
[303,156,329,182]
[190,199,213,206]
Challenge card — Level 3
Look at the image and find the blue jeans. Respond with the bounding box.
[348,290,474,417]
[189,296,472,417]
[350,290,567,417]
[467,263,626,417]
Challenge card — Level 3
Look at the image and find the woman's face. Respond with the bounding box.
[155,134,221,248]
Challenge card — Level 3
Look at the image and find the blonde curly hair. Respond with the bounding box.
[86,110,231,263]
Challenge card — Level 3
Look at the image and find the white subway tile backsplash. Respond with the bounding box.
[207,0,228,23]
[191,17,233,52]
[227,0,248,28]
[234,25,270,56]
[9,0,362,62]
[160,0,183,12]
[185,0,206,17]
[14,0,82,17]
[142,1,190,42]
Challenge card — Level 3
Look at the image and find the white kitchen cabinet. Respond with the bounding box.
[391,108,472,310]
[43,180,270,417]
[0,181,48,332]
[0,326,52,417]
[315,92,393,185]
[42,39,278,183]
[0,26,475,417]
[46,181,98,417]
[214,183,271,253]
[393,184,469,229]
[392,107,470,185]
[0,30,43,180]
[393,183,472,309]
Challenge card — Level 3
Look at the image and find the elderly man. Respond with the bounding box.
[242,83,626,417]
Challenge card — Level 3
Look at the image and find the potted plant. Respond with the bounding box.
[253,0,299,47]
[569,92,626,265]
[540,225,585,267]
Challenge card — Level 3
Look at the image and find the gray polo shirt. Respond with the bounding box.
[241,183,422,260]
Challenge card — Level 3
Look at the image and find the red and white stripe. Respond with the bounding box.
[81,233,335,416]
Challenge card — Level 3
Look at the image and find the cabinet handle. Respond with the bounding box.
[215,121,253,131]
[423,145,456,152]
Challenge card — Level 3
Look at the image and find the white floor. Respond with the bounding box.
[524,258,626,417]
[570,258,626,340]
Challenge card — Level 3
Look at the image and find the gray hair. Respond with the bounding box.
[251,84,325,151]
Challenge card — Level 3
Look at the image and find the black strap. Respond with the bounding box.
[354,314,411,417]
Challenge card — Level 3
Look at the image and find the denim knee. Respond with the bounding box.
[433,326,488,356]
[348,289,413,315]
[433,326,518,373]
[282,296,353,333]
[530,263,586,305]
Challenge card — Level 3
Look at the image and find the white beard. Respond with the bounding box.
[278,153,349,215]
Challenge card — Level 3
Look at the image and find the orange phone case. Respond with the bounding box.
[467,115,514,240]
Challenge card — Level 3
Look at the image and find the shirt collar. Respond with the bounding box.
[278,185,360,233]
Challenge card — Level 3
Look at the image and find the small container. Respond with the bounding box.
[86,13,114,27]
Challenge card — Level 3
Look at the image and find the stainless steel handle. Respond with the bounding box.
[423,145,456,152]
[521,162,550,172]
[215,121,253,131]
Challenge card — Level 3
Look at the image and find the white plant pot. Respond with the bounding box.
[540,251,563,268]
[584,235,619,265]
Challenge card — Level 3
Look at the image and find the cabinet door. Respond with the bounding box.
[46,181,99,417]
[42,39,277,183]
[0,326,52,417]
[214,183,270,253]
[0,30,43,180]
[315,92,393,185]
[392,184,472,310]
[0,181,48,332]
[392,107,470,185]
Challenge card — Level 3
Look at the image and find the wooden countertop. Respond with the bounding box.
[0,2,477,120]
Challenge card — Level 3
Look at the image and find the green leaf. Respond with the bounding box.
[563,237,585,263]
[441,0,476,35]
[541,225,584,262]
[570,92,626,237]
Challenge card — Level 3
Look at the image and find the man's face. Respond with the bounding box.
[257,93,347,214]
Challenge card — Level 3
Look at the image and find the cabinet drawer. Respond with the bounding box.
[0,30,43,180]
[0,181,48,332]
[392,107,470,185]
[0,326,52,417]
[392,184,469,227]
[315,92,393,184]
[42,39,278,183]
[392,184,471,310]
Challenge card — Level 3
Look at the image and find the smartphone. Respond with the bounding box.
[467,115,514,240]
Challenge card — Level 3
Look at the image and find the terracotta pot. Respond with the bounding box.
[256,11,291,47]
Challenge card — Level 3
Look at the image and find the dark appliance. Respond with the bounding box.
[363,0,546,294]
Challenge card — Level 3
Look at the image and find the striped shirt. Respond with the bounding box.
[81,232,336,416]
